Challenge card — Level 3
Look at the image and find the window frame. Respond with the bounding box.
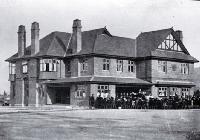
[181,63,189,75]
[128,60,135,73]
[9,63,16,74]
[117,59,123,72]
[158,60,167,73]
[40,59,57,72]
[158,87,167,97]
[102,58,110,71]
[80,59,88,72]
[22,61,28,74]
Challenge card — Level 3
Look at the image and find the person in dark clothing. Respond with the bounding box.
[89,94,95,109]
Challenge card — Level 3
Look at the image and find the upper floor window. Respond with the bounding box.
[181,63,189,74]
[158,60,167,73]
[128,60,135,73]
[103,58,110,71]
[66,60,71,72]
[9,63,16,74]
[22,61,28,73]
[158,87,167,97]
[117,59,123,72]
[157,34,183,52]
[40,59,57,72]
[80,59,88,72]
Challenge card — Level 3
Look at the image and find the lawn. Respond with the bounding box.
[0,109,200,140]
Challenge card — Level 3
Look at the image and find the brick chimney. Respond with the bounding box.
[31,22,40,55]
[175,30,183,42]
[72,19,82,53]
[18,25,26,57]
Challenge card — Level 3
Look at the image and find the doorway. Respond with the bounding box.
[55,87,70,104]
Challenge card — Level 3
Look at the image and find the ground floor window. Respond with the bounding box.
[181,88,190,97]
[158,87,167,97]
[75,85,86,98]
[97,85,110,98]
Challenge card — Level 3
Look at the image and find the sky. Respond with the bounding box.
[0,0,200,94]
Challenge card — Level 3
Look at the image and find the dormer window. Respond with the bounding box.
[40,59,57,72]
[9,63,16,74]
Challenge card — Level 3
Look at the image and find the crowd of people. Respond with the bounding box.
[89,90,200,109]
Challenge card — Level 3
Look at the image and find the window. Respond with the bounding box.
[181,88,190,97]
[158,60,167,73]
[128,60,135,72]
[97,85,110,98]
[66,60,71,72]
[181,63,189,74]
[76,85,86,98]
[80,59,88,72]
[22,61,28,73]
[9,63,16,74]
[103,58,110,70]
[40,59,57,72]
[117,59,123,72]
[158,87,167,97]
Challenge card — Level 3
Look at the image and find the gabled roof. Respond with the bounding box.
[136,28,198,62]
[6,32,71,61]
[6,28,136,61]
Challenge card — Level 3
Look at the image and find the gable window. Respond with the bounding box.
[40,59,57,72]
[22,61,28,73]
[158,60,167,73]
[9,63,16,74]
[158,34,183,52]
[103,58,110,71]
[128,60,135,72]
[181,63,189,74]
[158,87,167,97]
[80,59,88,72]
[117,59,123,72]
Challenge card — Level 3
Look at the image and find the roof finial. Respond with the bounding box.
[104,26,107,29]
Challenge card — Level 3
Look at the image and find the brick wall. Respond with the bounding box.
[151,60,194,83]
[94,57,136,78]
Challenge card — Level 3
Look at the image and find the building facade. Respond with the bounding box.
[6,19,198,107]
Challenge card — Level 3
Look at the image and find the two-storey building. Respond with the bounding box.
[6,19,198,107]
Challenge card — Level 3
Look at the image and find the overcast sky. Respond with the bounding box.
[0,0,200,93]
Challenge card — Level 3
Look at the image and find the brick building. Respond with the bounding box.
[6,19,198,107]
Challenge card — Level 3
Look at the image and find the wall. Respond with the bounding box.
[151,60,194,83]
[136,60,152,82]
[70,84,90,107]
[94,57,136,78]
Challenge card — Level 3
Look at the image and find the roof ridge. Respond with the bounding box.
[140,27,172,34]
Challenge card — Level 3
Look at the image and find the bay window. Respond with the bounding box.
[9,63,16,74]
[40,59,57,72]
